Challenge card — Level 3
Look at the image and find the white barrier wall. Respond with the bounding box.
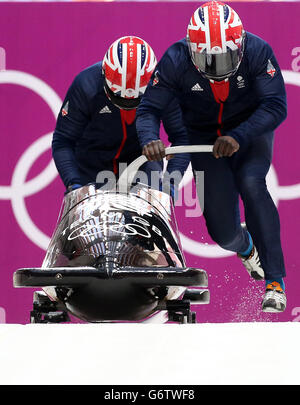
[0,323,299,385]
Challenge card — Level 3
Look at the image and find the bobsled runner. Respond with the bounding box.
[13,145,212,324]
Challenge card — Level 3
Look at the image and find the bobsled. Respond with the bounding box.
[13,145,212,324]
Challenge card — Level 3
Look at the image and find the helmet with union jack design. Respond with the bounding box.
[187,1,245,81]
[102,36,157,110]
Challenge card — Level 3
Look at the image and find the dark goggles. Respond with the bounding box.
[104,81,141,110]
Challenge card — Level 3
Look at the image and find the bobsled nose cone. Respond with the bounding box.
[65,279,159,322]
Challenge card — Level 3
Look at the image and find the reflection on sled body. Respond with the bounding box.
[14,184,209,323]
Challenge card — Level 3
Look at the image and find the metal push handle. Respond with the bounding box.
[117,144,214,191]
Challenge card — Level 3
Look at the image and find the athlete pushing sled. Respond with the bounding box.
[137,1,287,312]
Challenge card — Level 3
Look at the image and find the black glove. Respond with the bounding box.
[65,183,82,194]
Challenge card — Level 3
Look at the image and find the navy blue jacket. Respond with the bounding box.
[52,62,190,187]
[136,32,287,148]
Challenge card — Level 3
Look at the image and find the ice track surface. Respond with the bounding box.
[0,322,299,385]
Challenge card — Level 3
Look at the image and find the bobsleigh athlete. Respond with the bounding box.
[52,36,189,195]
[136,2,287,312]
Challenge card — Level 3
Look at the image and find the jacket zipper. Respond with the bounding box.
[112,109,136,175]
[209,79,229,137]
[217,102,224,137]
[113,115,127,175]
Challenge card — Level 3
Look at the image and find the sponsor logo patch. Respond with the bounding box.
[191,83,204,91]
[237,75,245,89]
[99,105,112,114]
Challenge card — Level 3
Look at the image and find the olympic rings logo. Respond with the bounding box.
[0,70,62,250]
[0,69,299,258]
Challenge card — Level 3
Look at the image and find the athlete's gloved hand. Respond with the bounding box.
[213,136,239,158]
[143,140,172,161]
[65,183,83,194]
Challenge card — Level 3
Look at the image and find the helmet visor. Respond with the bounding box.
[191,47,243,81]
[104,82,141,110]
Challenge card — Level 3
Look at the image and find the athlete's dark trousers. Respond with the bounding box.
[191,132,286,279]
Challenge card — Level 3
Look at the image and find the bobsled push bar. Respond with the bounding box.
[13,266,208,288]
[117,144,214,192]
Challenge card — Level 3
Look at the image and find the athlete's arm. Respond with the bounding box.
[52,76,90,188]
[226,44,287,147]
[161,99,190,176]
[136,49,181,149]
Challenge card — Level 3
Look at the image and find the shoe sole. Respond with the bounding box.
[262,307,285,313]
[262,298,286,313]
[250,270,264,281]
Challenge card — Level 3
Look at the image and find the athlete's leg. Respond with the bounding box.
[191,152,250,253]
[232,132,286,280]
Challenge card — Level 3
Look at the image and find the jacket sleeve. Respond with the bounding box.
[227,43,287,147]
[136,49,190,178]
[136,50,181,147]
[52,75,90,187]
[161,100,190,178]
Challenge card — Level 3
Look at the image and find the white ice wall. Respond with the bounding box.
[0,323,299,385]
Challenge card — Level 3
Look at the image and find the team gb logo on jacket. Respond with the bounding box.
[267,59,276,78]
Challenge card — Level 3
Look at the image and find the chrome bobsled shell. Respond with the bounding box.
[44,183,185,271]
[14,184,208,322]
